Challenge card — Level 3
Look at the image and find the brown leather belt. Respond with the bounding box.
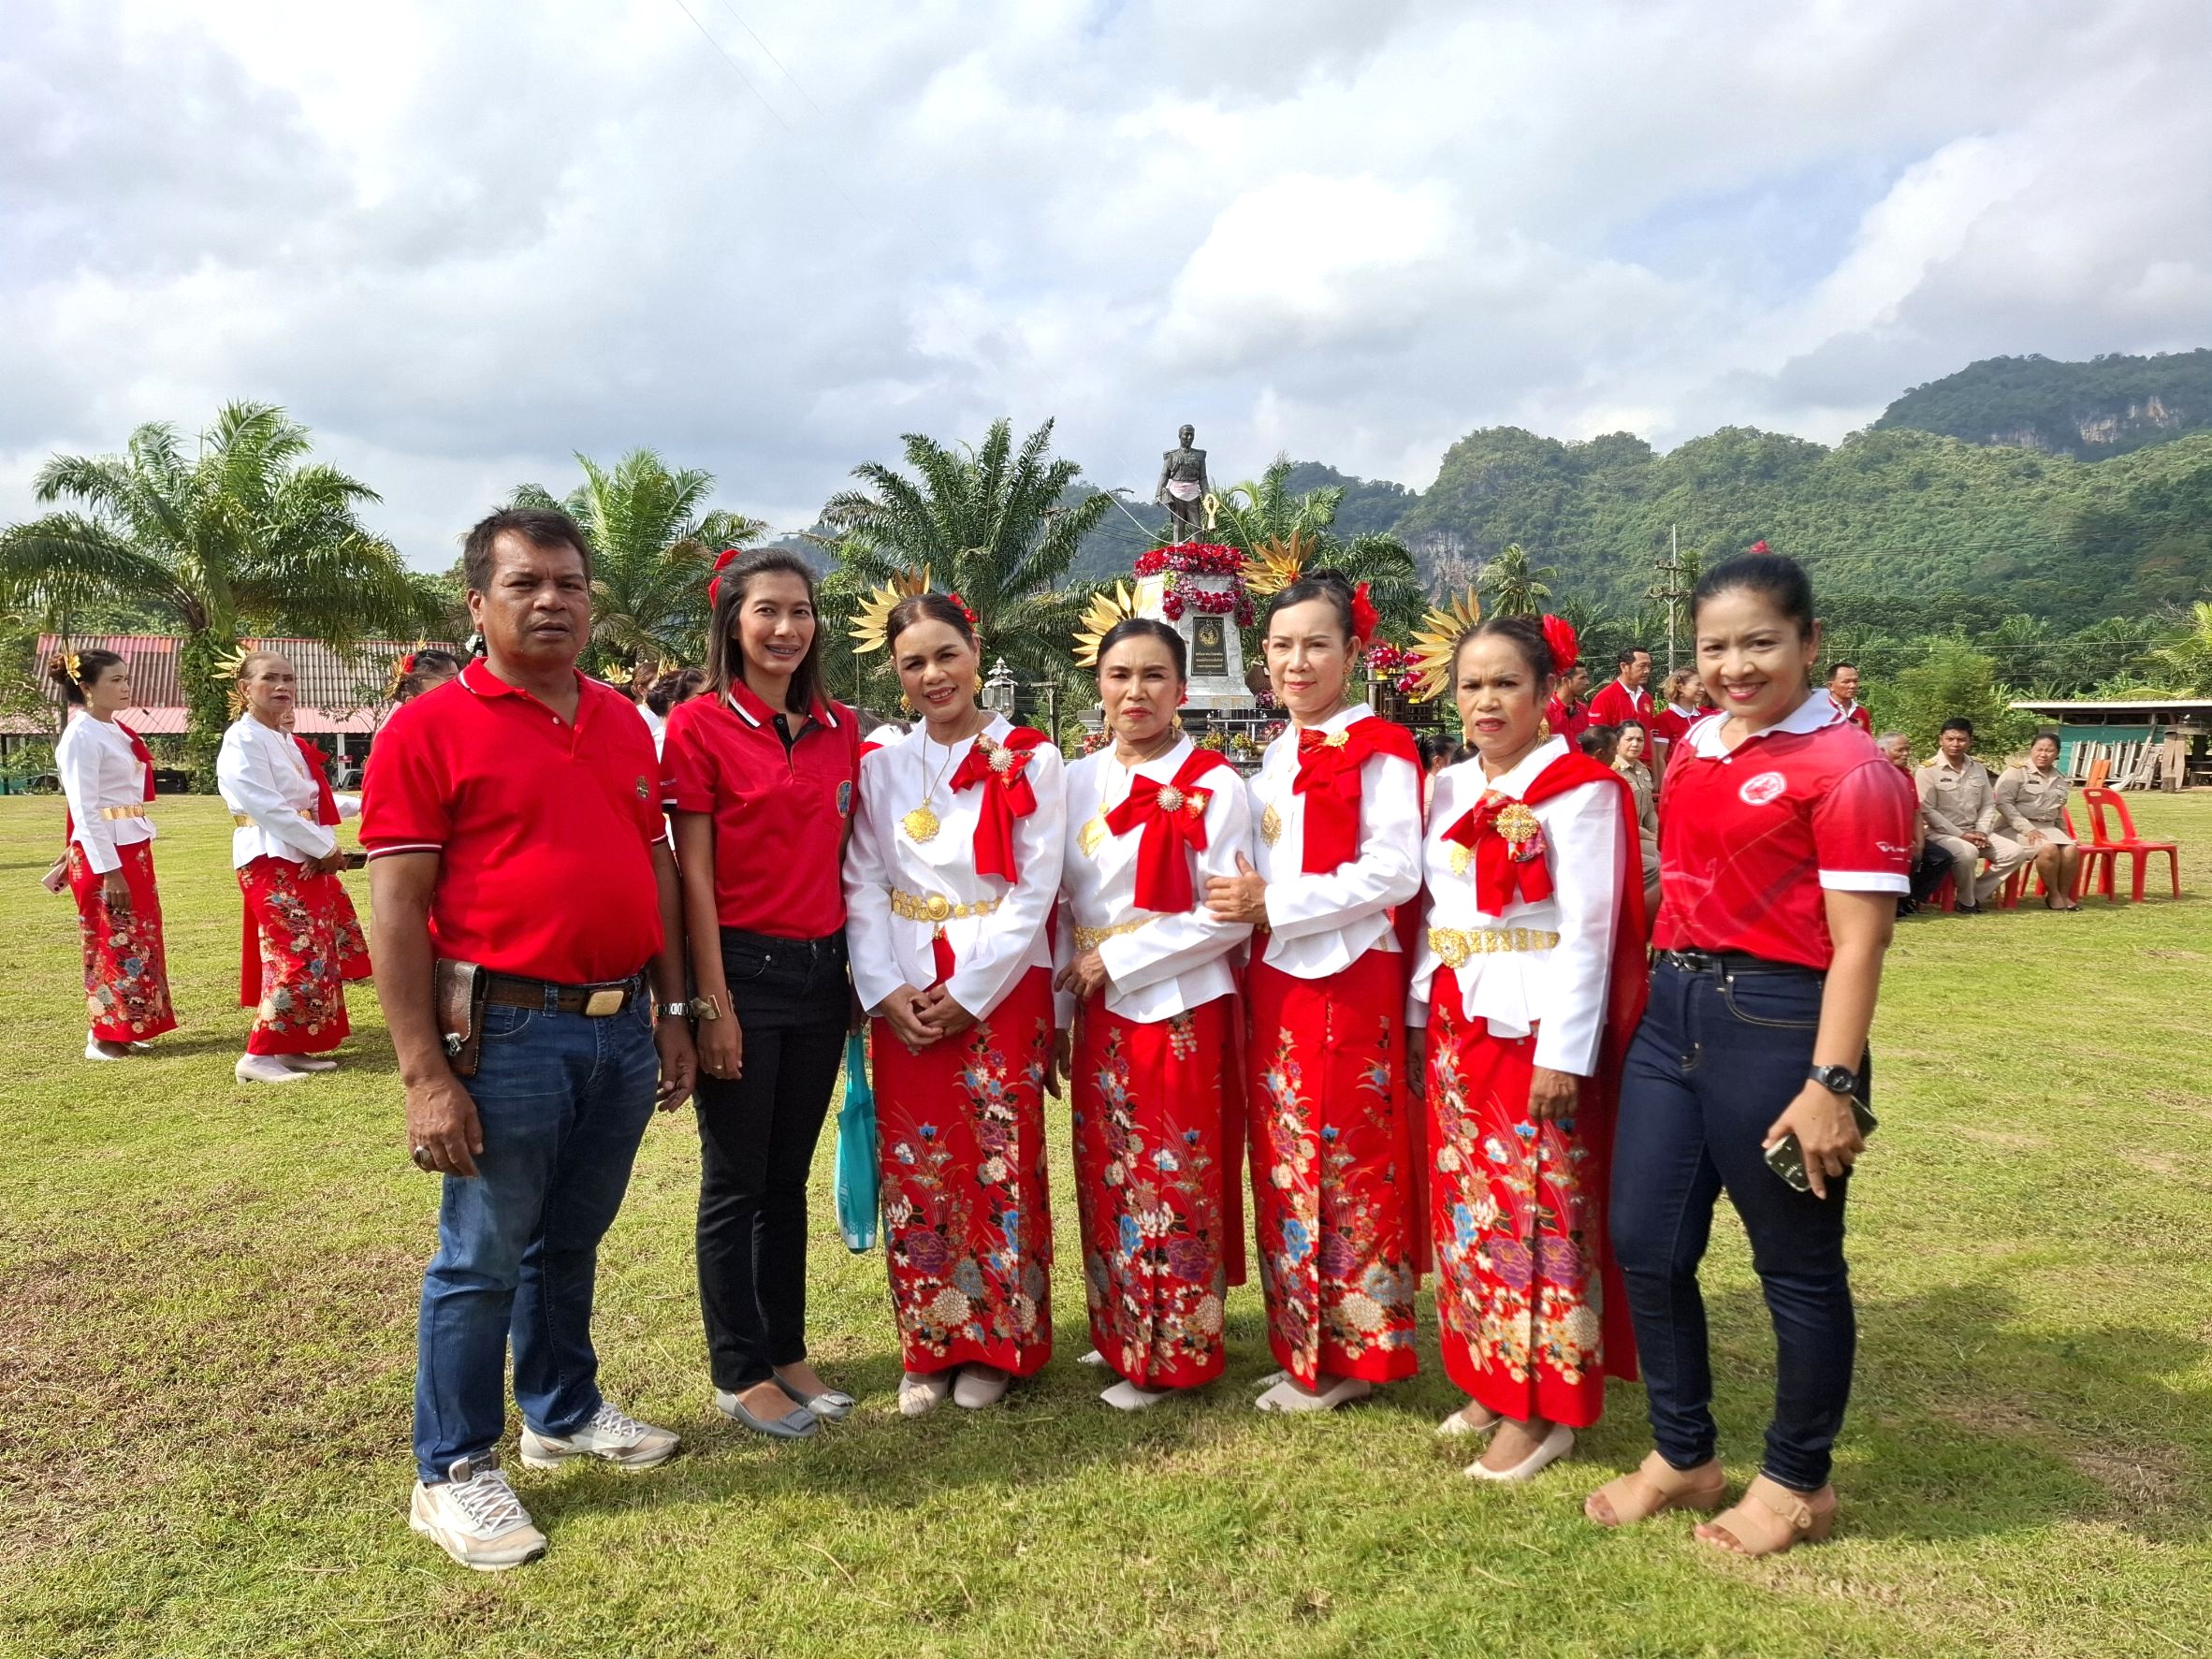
[480,971,645,1018]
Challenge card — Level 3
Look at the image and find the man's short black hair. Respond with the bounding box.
[461,507,593,595]
[1618,646,1649,666]
[1941,717,1975,737]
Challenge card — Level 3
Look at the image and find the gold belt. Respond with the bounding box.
[1428,925,1560,968]
[99,804,148,821]
[1074,916,1155,952]
[233,810,317,826]
[890,887,1001,925]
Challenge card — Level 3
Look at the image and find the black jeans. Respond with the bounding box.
[695,928,850,1390]
[1611,957,1858,1492]
[1907,841,1956,910]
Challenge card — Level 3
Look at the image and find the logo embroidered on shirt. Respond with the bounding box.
[837,780,853,817]
[1738,770,1786,807]
[634,777,648,799]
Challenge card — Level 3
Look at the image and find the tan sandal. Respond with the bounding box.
[1584,1450,1728,1527]
[1695,1475,1836,1556]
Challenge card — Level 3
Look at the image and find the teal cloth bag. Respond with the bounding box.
[834,1031,880,1252]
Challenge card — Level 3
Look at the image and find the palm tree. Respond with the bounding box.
[1215,457,1422,635]
[819,417,1114,696]
[2150,601,2212,695]
[1480,543,1555,617]
[512,449,764,675]
[0,401,441,776]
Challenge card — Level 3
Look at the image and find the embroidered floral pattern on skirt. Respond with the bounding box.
[1247,953,1419,1388]
[1071,997,1233,1390]
[68,840,178,1042]
[239,855,349,1055]
[1425,971,1617,1428]
[874,968,1055,1377]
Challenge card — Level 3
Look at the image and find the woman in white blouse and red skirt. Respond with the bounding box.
[844,592,1067,1417]
[1205,573,1423,1413]
[1056,618,1256,1411]
[217,652,351,1084]
[51,648,178,1056]
[1412,610,1648,1481]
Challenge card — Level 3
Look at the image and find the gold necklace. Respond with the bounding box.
[903,718,979,842]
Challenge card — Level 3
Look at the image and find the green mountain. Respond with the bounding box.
[1874,349,2212,458]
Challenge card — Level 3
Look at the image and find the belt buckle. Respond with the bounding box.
[1433,930,1471,970]
[924,894,952,924]
[582,987,625,1017]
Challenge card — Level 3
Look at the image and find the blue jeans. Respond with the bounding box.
[1610,959,1857,1492]
[413,993,657,1482]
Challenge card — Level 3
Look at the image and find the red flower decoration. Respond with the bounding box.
[1749,539,1771,555]
[1539,613,1579,678]
[943,590,979,625]
[1349,580,1379,644]
[706,546,742,608]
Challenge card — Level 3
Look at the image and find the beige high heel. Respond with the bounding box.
[1695,1475,1836,1556]
[1584,1450,1729,1527]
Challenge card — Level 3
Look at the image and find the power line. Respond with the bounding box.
[708,0,827,118]
[664,0,866,219]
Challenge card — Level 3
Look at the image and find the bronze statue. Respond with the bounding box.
[1154,423,1210,543]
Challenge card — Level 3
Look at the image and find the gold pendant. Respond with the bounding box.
[1448,843,1472,878]
[1078,816,1107,857]
[902,805,941,843]
[1260,803,1283,846]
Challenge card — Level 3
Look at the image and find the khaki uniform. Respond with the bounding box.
[1994,763,2074,846]
[1917,752,2028,907]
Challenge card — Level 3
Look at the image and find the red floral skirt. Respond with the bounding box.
[1424,970,1634,1428]
[872,968,1055,1378]
[68,840,178,1043]
[1247,952,1419,1388]
[238,856,349,1055]
[1070,995,1236,1390]
[240,875,368,1006]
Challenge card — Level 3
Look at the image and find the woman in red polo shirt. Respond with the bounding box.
[1588,553,1911,1557]
[1410,610,1647,1482]
[844,591,1066,1417]
[663,549,862,1441]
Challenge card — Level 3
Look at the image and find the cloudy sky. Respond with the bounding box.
[4,0,2208,565]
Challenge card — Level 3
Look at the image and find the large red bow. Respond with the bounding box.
[950,726,1045,882]
[706,547,741,610]
[1102,750,1219,913]
[1349,580,1378,643]
[1540,614,1579,678]
[1292,717,1419,873]
[1441,789,1553,913]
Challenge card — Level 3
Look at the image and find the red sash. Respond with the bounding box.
[1291,716,1419,874]
[1101,747,1232,914]
[296,735,342,826]
[1440,748,1629,913]
[950,725,1047,884]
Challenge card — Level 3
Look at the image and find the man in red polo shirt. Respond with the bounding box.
[1826,662,1874,733]
[1587,645,1653,730]
[364,507,696,1572]
[1544,660,1593,742]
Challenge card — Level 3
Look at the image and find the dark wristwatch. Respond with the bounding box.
[1808,1063,1860,1097]
[655,1000,691,1020]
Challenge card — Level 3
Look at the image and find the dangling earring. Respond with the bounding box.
[972,675,984,697]
[1537,717,1552,741]
[1171,712,1185,731]
[899,695,917,719]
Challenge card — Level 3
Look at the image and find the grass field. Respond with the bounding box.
[3,794,2210,1659]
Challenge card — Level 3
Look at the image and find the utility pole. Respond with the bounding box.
[1649,524,1691,677]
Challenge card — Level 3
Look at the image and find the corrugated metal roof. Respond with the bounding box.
[7,633,452,736]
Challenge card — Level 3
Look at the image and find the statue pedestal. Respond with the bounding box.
[1142,575,1247,710]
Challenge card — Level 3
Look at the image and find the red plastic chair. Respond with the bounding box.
[2081,787,2180,903]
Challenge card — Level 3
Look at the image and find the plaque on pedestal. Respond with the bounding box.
[1137,574,1248,710]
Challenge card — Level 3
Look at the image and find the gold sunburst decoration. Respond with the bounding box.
[849,565,934,655]
[1243,530,1317,600]
[1073,581,1144,668]
[1408,587,1483,703]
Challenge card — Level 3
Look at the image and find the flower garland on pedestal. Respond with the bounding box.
[1131,543,1256,627]
[1361,640,1424,700]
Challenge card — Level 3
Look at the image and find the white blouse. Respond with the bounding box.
[56,713,155,874]
[844,715,1067,1023]
[1057,735,1255,1026]
[216,716,337,870]
[1407,738,1623,1077]
[1246,702,1421,980]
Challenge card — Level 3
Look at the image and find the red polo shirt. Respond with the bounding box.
[1587,678,1653,729]
[1654,695,1913,970]
[1829,694,1874,734]
[661,681,860,939]
[360,660,665,983]
[1544,696,1591,741]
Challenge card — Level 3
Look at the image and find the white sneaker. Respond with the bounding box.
[85,1037,131,1061]
[409,1456,547,1570]
[518,1402,679,1471]
[235,1054,311,1084]
[278,1054,339,1072]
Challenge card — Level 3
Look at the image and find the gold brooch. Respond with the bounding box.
[1324,730,1349,749]
[902,806,941,843]
[1157,785,1186,813]
[1448,843,1472,877]
[986,742,1015,774]
[1496,803,1539,845]
[1260,803,1283,846]
[1078,816,1108,857]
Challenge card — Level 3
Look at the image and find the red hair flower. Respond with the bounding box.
[1349,580,1378,644]
[706,547,741,608]
[943,590,979,626]
[398,652,416,675]
[1749,538,1771,555]
[1539,613,1579,678]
